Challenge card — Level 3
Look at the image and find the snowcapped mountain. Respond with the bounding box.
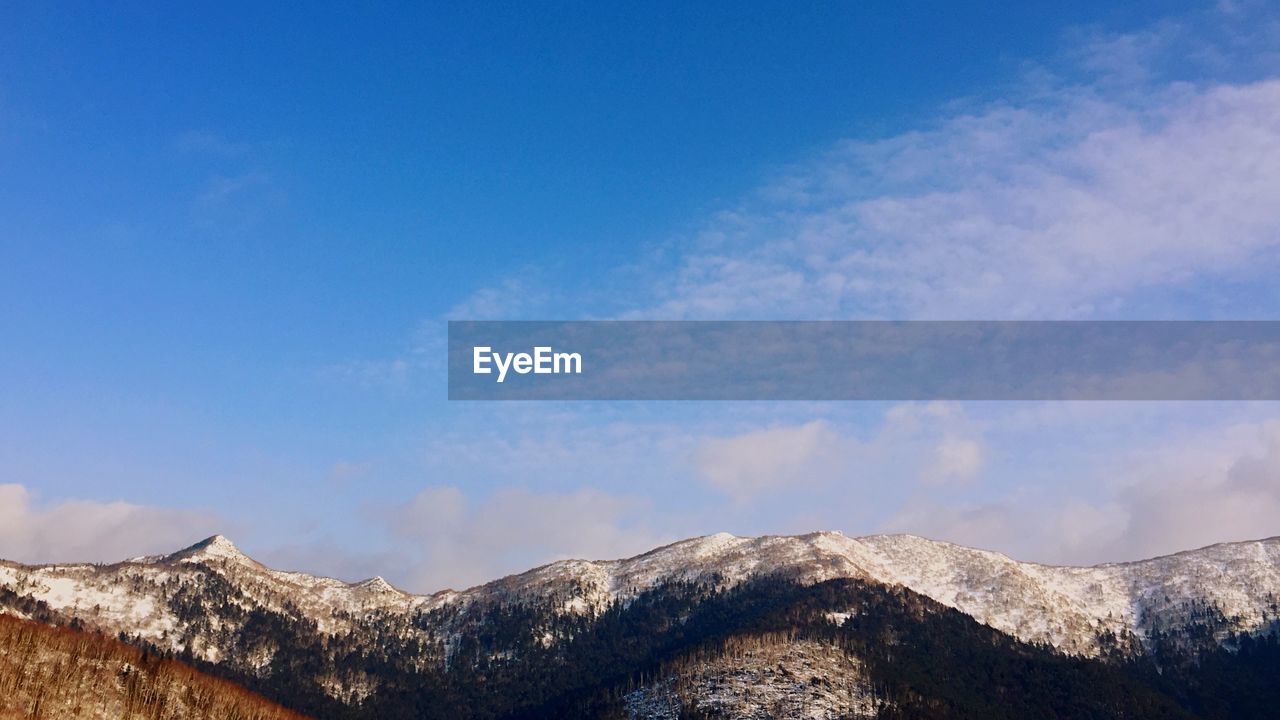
[1,535,423,649]
[1,531,1278,718]
[2,531,1278,659]
[473,530,1280,655]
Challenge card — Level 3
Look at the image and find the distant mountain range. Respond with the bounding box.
[2,532,1278,718]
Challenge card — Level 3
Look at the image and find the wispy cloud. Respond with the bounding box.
[643,77,1280,319]
[445,274,554,320]
[421,6,1280,324]
[600,5,1277,321]
[190,170,282,231]
[171,128,286,232]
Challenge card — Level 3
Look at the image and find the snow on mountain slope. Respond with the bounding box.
[854,533,1280,654]
[2,532,1278,660]
[463,530,1280,655]
[0,535,441,656]
[625,636,883,720]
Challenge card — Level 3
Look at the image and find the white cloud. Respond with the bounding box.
[645,76,1280,320]
[624,5,1280,323]
[426,11,1279,326]
[694,421,847,502]
[0,484,222,564]
[1100,419,1280,558]
[693,403,988,504]
[884,418,1280,564]
[387,485,666,591]
[922,437,985,486]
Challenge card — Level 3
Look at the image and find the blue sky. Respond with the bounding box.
[3,2,1280,590]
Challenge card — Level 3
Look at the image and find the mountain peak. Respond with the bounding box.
[169,535,254,565]
[352,576,403,595]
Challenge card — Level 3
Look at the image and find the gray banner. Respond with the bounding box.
[447,321,1280,400]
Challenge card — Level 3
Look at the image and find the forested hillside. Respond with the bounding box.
[0,613,308,720]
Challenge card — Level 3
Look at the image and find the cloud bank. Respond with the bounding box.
[884,418,1280,565]
[0,484,222,564]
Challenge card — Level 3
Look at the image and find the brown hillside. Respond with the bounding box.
[0,613,309,720]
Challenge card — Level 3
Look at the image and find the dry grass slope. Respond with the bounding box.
[0,614,308,720]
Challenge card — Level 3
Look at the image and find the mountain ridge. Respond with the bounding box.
[3,530,1278,658]
[2,530,1278,718]
[56,528,1280,596]
[172,529,1280,588]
